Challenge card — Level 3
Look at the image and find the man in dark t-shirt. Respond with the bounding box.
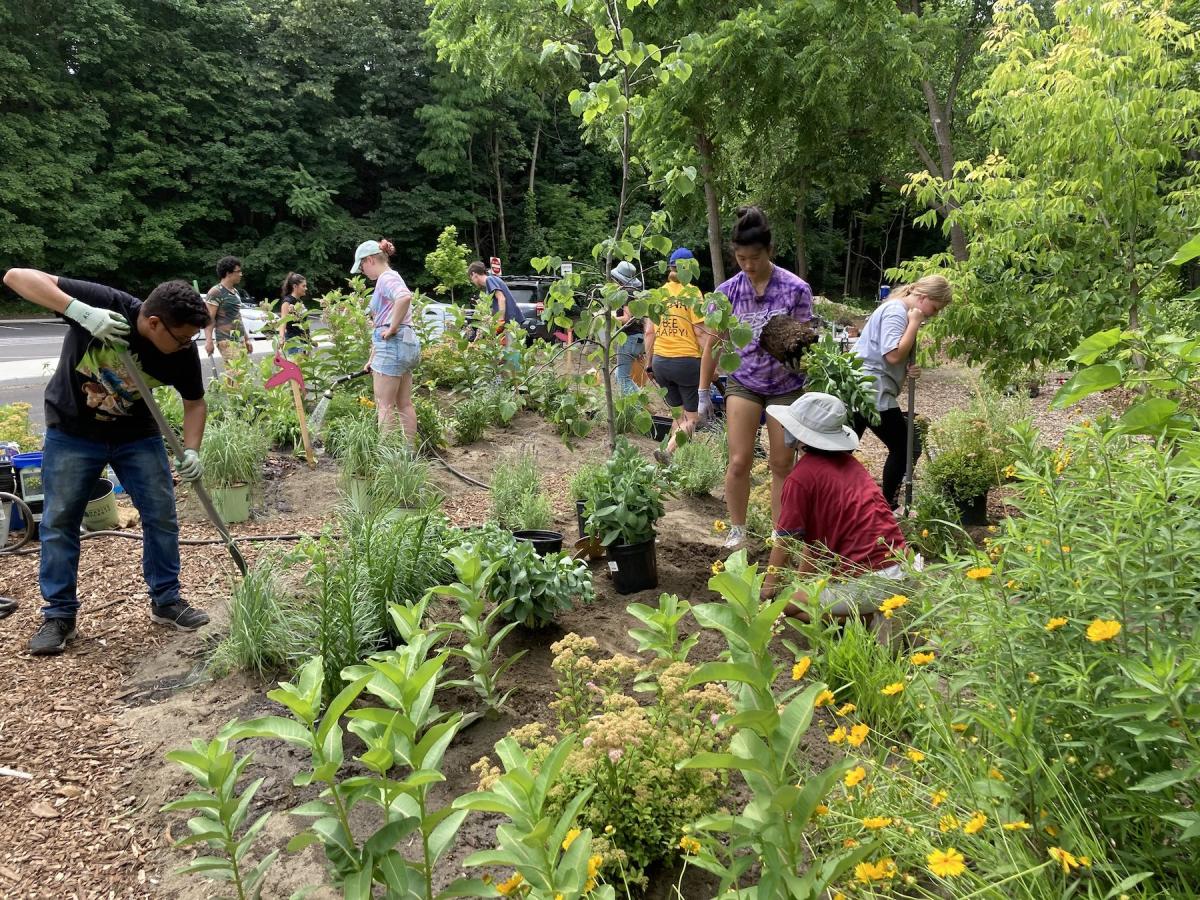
[468,261,526,372]
[2,268,213,655]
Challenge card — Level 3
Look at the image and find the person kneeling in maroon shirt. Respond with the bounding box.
[761,393,908,620]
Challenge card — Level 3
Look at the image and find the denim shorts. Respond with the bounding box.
[371,327,420,377]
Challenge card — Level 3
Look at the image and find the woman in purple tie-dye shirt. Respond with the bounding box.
[700,206,814,549]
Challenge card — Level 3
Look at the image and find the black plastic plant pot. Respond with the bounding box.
[607,535,658,595]
[650,415,673,442]
[955,492,989,527]
[513,529,564,555]
[575,499,588,538]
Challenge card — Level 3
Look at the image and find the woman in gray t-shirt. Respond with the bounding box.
[852,275,952,507]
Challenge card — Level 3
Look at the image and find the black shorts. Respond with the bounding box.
[652,355,701,411]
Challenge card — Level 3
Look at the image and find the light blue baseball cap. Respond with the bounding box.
[350,240,382,274]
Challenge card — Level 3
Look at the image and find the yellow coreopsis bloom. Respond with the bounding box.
[827,727,847,745]
[844,765,867,788]
[881,681,905,696]
[862,816,893,829]
[792,656,812,680]
[835,702,856,716]
[931,788,948,807]
[847,724,870,747]
[562,828,581,851]
[713,519,728,533]
[854,858,896,883]
[1045,617,1068,631]
[939,813,960,833]
[966,566,993,580]
[1086,619,1121,642]
[496,872,525,895]
[679,836,701,855]
[711,560,725,574]
[906,749,926,763]
[927,847,966,878]
[880,594,909,618]
[814,689,836,708]
[1002,820,1031,831]
[963,812,987,835]
[910,651,935,666]
[1048,846,1082,873]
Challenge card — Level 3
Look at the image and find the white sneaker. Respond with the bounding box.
[723,526,746,549]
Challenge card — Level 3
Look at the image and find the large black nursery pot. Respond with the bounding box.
[513,529,564,555]
[575,500,588,538]
[955,492,989,527]
[607,532,658,594]
[650,415,674,442]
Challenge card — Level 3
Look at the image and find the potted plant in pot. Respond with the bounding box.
[200,418,267,524]
[923,391,1026,526]
[568,460,606,539]
[373,444,436,520]
[331,414,381,507]
[584,439,671,594]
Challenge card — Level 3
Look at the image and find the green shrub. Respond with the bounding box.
[209,562,292,676]
[585,439,671,546]
[451,394,492,445]
[490,451,552,530]
[568,460,606,504]
[924,388,1028,503]
[201,419,268,487]
[413,394,446,451]
[670,432,724,496]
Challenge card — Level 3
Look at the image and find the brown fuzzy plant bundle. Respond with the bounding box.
[759,316,821,372]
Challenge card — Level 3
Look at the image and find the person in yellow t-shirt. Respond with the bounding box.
[645,248,712,463]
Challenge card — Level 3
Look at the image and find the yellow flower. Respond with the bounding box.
[679,835,701,855]
[583,853,603,891]
[988,767,1005,781]
[1027,671,1040,683]
[951,722,968,733]
[939,813,960,833]
[1086,619,1121,642]
[1044,823,1059,837]
[906,749,926,763]
[1006,579,1018,589]
[713,519,728,533]
[1003,820,1031,831]
[880,594,909,618]
[1048,846,1081,874]
[927,847,966,878]
[921,528,930,537]
[862,816,893,829]
[844,765,867,788]
[835,702,856,716]
[963,812,987,835]
[711,560,725,574]
[1061,545,1071,553]
[931,788,948,807]
[1003,464,1017,479]
[767,565,780,575]
[881,681,905,696]
[834,894,846,900]
[827,727,847,745]
[562,828,581,851]
[847,724,870,747]
[815,803,829,816]
[815,689,836,708]
[854,858,896,883]
[1045,616,1068,631]
[792,656,812,680]
[496,872,524,895]
[966,566,993,580]
[910,651,935,666]
[604,824,614,835]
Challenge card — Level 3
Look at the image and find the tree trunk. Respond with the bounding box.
[843,216,853,297]
[793,177,809,279]
[894,206,905,270]
[696,131,726,286]
[528,122,540,194]
[468,139,482,258]
[920,78,968,262]
[492,131,507,255]
[852,221,866,297]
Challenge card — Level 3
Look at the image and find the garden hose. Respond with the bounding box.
[0,491,34,553]
[0,530,311,557]
[429,447,490,489]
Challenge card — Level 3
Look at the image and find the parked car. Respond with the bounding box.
[191,291,269,342]
[421,275,568,344]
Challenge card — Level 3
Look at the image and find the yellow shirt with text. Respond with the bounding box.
[653,281,704,358]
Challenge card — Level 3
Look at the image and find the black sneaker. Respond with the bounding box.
[150,601,210,631]
[29,618,77,655]
[0,597,17,620]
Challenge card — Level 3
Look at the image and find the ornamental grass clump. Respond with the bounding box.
[471,633,734,887]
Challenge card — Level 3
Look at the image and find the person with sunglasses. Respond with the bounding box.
[852,275,953,509]
[204,256,253,362]
[1,267,214,655]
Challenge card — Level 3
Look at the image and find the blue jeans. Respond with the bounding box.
[615,332,645,394]
[40,428,182,620]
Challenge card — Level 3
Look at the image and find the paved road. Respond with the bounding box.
[0,320,69,362]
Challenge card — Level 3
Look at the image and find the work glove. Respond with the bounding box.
[175,449,203,482]
[697,390,714,423]
[64,299,130,347]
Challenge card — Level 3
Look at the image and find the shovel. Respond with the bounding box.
[117,349,248,576]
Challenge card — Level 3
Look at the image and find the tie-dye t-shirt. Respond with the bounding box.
[715,266,813,396]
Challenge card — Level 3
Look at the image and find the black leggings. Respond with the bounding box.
[853,407,920,508]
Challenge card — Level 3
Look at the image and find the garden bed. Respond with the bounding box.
[0,363,1121,898]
